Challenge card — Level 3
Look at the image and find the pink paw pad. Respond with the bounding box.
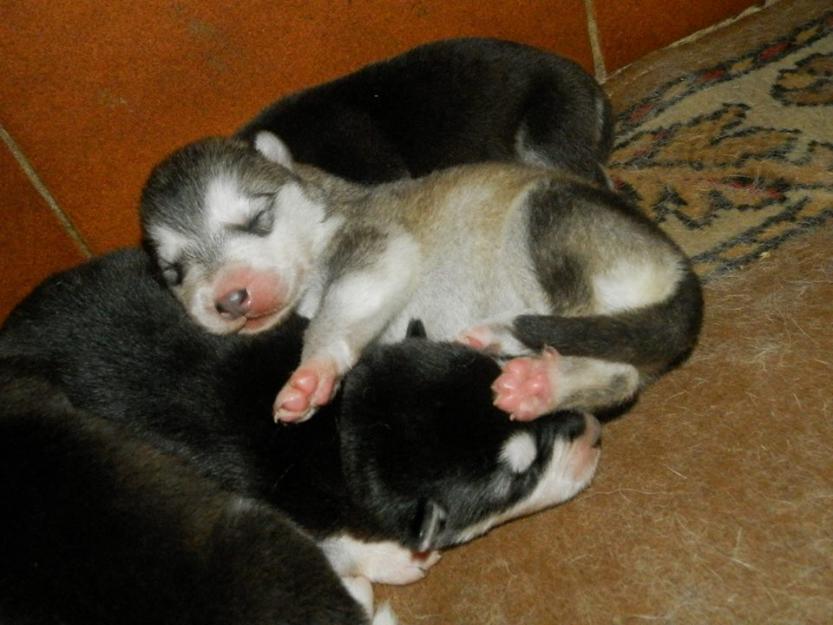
[492,348,559,421]
[274,362,338,424]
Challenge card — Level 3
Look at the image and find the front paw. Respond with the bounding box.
[274,360,340,423]
[365,549,442,585]
[379,549,441,585]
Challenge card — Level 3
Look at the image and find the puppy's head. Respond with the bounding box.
[140,133,326,335]
[340,339,602,551]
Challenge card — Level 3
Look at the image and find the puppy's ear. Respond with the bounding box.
[254,131,295,169]
[405,318,427,339]
[412,497,447,552]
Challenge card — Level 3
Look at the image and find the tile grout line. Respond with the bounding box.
[1,124,93,258]
[583,0,607,84]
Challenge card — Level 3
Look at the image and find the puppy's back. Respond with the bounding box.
[238,37,611,184]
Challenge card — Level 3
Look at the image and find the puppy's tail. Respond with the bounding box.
[512,267,703,376]
[372,602,399,625]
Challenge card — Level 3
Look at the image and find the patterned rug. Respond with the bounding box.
[609,11,833,281]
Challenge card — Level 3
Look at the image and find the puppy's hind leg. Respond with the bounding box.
[501,182,704,420]
[456,316,640,420]
[492,350,639,421]
[492,265,702,421]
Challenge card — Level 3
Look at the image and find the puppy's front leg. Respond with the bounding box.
[274,233,420,423]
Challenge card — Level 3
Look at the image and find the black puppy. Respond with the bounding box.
[237,37,613,185]
[0,250,601,624]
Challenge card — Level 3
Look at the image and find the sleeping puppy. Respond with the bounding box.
[236,37,613,186]
[141,37,640,424]
[0,249,601,624]
[140,137,702,424]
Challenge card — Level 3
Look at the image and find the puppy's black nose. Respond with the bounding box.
[215,288,250,318]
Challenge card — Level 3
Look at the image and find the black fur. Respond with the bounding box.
[0,250,589,623]
[0,367,367,625]
[341,340,590,548]
[513,270,703,373]
[237,38,612,185]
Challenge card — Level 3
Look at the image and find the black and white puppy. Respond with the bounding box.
[0,249,601,624]
[237,37,613,186]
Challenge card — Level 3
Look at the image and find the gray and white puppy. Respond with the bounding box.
[140,134,702,424]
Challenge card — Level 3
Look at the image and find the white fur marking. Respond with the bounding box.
[321,535,439,585]
[553,357,639,406]
[514,125,550,168]
[593,259,682,312]
[372,602,399,625]
[204,176,253,229]
[254,130,295,168]
[453,426,599,545]
[500,431,538,473]
[228,495,258,515]
[340,576,374,618]
[306,232,420,360]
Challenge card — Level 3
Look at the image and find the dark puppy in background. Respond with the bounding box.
[237,37,613,185]
[0,364,377,625]
[0,250,601,625]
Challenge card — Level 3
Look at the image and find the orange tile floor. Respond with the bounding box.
[1,0,760,320]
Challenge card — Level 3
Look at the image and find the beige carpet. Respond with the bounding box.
[377,2,833,623]
[609,7,833,280]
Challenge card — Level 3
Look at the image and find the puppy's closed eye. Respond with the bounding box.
[228,193,276,237]
[241,206,274,236]
[160,262,184,287]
